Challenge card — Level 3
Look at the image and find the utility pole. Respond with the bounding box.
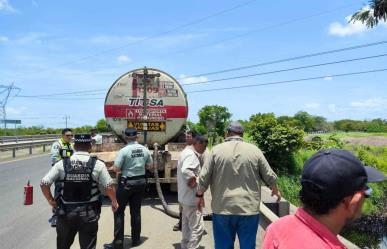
[131,67,160,146]
[63,115,70,128]
[143,67,149,145]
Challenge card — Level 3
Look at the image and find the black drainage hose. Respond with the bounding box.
[153,143,179,219]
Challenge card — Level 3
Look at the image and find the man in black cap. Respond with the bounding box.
[41,134,119,249]
[262,149,386,249]
[104,128,153,249]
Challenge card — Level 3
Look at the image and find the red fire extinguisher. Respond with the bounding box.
[24,180,33,205]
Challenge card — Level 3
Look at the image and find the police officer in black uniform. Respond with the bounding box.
[41,134,119,249]
[104,128,153,249]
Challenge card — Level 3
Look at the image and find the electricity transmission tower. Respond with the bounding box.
[63,114,70,128]
[0,83,21,135]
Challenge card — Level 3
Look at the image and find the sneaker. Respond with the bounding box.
[103,243,115,249]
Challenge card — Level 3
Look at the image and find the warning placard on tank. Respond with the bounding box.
[128,121,166,131]
[127,109,166,121]
[161,81,174,89]
[159,89,178,97]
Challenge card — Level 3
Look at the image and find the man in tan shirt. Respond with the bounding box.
[196,121,281,249]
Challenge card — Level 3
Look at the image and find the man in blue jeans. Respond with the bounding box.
[196,122,281,249]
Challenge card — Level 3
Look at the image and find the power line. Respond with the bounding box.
[18,88,106,98]
[181,40,387,79]
[7,116,65,119]
[15,40,386,99]
[181,53,387,86]
[18,68,387,99]
[133,2,363,72]
[11,2,359,82]
[22,97,105,100]
[186,68,387,93]
[16,0,257,78]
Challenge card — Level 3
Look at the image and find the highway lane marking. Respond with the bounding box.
[0,153,50,165]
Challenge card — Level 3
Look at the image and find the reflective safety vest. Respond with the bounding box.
[52,138,73,164]
[59,156,99,204]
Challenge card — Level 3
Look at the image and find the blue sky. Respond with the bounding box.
[1,0,387,128]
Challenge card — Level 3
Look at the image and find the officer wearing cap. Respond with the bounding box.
[104,128,153,249]
[50,128,74,165]
[41,134,119,249]
[262,149,386,249]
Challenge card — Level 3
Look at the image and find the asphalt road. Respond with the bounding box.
[0,154,265,249]
[0,154,56,249]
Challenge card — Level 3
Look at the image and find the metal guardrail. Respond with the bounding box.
[0,133,112,158]
[260,187,359,249]
[0,134,60,144]
[0,140,56,158]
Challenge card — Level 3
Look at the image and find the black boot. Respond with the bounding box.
[173,220,181,231]
[103,243,116,249]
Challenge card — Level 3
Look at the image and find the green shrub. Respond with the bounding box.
[277,175,302,207]
[246,113,304,172]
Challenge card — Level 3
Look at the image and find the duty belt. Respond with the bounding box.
[120,175,146,181]
[57,200,101,216]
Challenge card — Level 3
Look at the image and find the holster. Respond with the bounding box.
[119,175,146,190]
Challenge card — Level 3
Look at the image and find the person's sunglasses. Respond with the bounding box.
[64,134,73,137]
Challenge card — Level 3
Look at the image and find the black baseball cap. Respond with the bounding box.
[74,134,92,143]
[125,128,138,137]
[301,149,386,200]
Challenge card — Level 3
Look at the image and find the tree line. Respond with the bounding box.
[187,105,387,172]
[190,106,387,135]
[0,119,108,136]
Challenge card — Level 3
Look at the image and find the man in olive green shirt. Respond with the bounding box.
[196,121,281,249]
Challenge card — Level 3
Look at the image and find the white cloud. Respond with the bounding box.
[117,55,131,62]
[6,106,27,115]
[0,0,18,13]
[329,15,368,37]
[304,103,320,109]
[0,36,8,42]
[179,74,208,85]
[329,6,387,37]
[350,98,387,108]
[323,76,333,81]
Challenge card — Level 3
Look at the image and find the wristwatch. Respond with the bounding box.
[195,193,204,198]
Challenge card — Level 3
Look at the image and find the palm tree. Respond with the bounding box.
[350,0,387,28]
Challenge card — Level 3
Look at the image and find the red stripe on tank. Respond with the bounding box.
[104,105,188,118]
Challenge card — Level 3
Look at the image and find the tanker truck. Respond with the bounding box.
[94,67,188,197]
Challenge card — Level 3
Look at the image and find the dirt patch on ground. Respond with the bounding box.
[343,136,387,146]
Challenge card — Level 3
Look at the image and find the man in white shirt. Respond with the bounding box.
[177,135,208,249]
[91,129,103,152]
